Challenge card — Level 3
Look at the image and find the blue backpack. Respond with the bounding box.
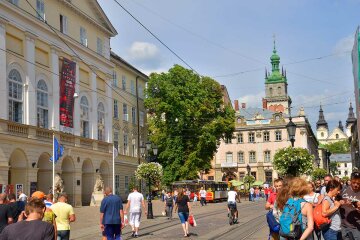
[266,210,280,233]
[279,198,305,239]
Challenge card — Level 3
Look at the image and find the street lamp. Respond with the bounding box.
[140,141,158,219]
[315,155,321,168]
[246,164,251,201]
[286,116,296,148]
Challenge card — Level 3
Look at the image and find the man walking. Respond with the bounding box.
[100,187,124,240]
[320,174,332,196]
[50,193,76,240]
[199,187,207,206]
[124,186,147,238]
[340,171,360,240]
[0,193,12,234]
[7,193,22,223]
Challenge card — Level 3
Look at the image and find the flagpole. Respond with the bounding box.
[112,145,115,193]
[52,133,55,202]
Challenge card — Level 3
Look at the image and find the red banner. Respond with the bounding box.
[59,58,76,128]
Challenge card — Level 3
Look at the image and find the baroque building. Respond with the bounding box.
[0,0,147,205]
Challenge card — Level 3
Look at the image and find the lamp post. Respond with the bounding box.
[140,141,158,219]
[246,164,251,201]
[315,155,321,168]
[286,116,296,148]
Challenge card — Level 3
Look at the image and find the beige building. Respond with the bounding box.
[0,0,147,205]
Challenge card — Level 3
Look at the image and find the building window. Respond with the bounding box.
[338,171,341,175]
[132,139,136,157]
[239,172,245,181]
[321,132,324,137]
[263,132,270,142]
[238,152,244,163]
[275,131,282,141]
[123,133,128,155]
[113,132,119,152]
[264,151,271,163]
[132,107,136,124]
[248,132,255,143]
[113,71,118,87]
[226,152,233,163]
[265,171,273,184]
[251,171,257,179]
[8,69,23,123]
[36,0,45,20]
[60,15,68,34]
[269,88,273,96]
[80,96,89,138]
[225,137,232,144]
[138,85,143,99]
[249,151,256,163]
[123,104,128,121]
[237,133,243,143]
[140,111,144,127]
[344,163,347,168]
[277,86,281,95]
[97,103,105,141]
[80,27,87,47]
[115,174,120,195]
[122,75,126,91]
[36,80,48,128]
[131,80,135,95]
[97,37,103,55]
[124,176,129,194]
[336,134,339,139]
[113,100,118,119]
[344,170,348,176]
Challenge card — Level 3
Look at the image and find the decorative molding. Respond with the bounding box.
[50,45,62,55]
[24,31,37,43]
[0,16,9,27]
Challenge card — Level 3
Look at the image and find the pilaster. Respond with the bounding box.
[0,166,10,186]
[105,75,113,143]
[50,46,61,131]
[72,56,81,136]
[27,168,39,195]
[0,18,8,120]
[90,70,98,140]
[74,170,82,207]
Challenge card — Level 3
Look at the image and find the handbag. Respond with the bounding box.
[189,214,197,227]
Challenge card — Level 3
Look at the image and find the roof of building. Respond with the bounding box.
[236,107,287,120]
[330,153,351,162]
[110,51,148,79]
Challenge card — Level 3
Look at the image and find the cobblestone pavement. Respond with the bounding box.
[70,199,269,239]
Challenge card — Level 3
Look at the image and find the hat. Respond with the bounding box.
[32,191,45,199]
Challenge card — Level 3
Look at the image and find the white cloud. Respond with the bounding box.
[127,41,164,70]
[333,35,353,55]
[236,91,264,108]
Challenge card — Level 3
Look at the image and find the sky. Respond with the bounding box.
[98,0,359,131]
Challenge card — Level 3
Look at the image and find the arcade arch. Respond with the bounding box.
[8,149,28,193]
[37,152,52,193]
[61,156,75,204]
[81,159,94,205]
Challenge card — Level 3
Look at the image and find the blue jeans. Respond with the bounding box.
[178,212,189,224]
[57,230,70,240]
[322,228,341,240]
[104,224,121,240]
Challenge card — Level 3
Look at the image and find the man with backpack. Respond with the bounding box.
[164,191,175,220]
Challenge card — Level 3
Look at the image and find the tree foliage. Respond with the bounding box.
[145,65,235,184]
[321,140,350,154]
[329,162,338,176]
[311,168,328,180]
[135,162,163,185]
[273,147,314,177]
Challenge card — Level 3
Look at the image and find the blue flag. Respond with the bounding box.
[50,137,64,163]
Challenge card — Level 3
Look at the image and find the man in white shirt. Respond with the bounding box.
[227,187,238,220]
[124,187,147,238]
[17,190,27,202]
[199,187,207,206]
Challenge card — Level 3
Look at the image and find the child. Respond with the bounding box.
[193,194,198,206]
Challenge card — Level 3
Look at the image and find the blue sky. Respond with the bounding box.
[98,0,359,131]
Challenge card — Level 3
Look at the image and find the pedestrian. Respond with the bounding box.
[254,187,260,201]
[44,193,53,208]
[50,192,76,240]
[193,194,198,206]
[340,171,360,240]
[185,188,191,198]
[250,187,255,201]
[161,189,166,202]
[173,188,179,202]
[100,187,124,240]
[124,186,147,238]
[265,178,283,240]
[264,187,270,201]
[0,193,13,234]
[17,190,27,202]
[321,179,344,240]
[199,187,207,206]
[0,198,55,240]
[7,193,22,223]
[164,191,175,220]
[174,188,192,237]
[303,181,321,240]
[320,174,333,197]
[315,180,322,194]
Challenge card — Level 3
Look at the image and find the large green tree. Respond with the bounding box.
[321,140,350,154]
[145,65,235,185]
[273,147,314,177]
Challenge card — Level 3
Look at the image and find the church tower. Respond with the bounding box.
[346,102,356,137]
[264,41,291,114]
[316,105,329,142]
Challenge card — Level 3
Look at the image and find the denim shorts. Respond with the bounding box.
[178,212,189,224]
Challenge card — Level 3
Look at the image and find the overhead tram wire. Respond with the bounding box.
[24,0,137,107]
[112,0,199,75]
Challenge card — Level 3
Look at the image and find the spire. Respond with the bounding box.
[316,105,328,129]
[346,102,356,127]
[266,39,286,84]
[338,121,344,132]
[265,68,268,78]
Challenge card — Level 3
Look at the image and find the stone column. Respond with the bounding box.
[90,70,98,140]
[105,75,113,143]
[24,32,37,126]
[74,170,82,207]
[27,168,39,195]
[0,18,8,120]
[72,56,80,136]
[50,46,61,131]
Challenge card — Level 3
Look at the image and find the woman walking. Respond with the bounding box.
[174,188,192,237]
[164,191,175,220]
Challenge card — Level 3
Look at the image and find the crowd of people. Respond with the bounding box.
[0,190,75,240]
[265,171,360,240]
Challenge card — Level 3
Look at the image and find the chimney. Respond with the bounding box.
[234,100,239,111]
[241,103,246,109]
[262,98,267,109]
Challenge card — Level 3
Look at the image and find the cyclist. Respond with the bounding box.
[227,186,238,221]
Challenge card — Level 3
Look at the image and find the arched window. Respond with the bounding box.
[277,86,281,95]
[336,134,339,139]
[8,69,23,123]
[269,87,273,96]
[97,102,105,141]
[37,80,48,128]
[80,96,89,138]
[321,132,324,137]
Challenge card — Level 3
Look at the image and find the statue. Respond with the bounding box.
[93,174,104,193]
[54,173,64,200]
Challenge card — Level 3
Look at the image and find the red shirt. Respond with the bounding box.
[267,192,277,205]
